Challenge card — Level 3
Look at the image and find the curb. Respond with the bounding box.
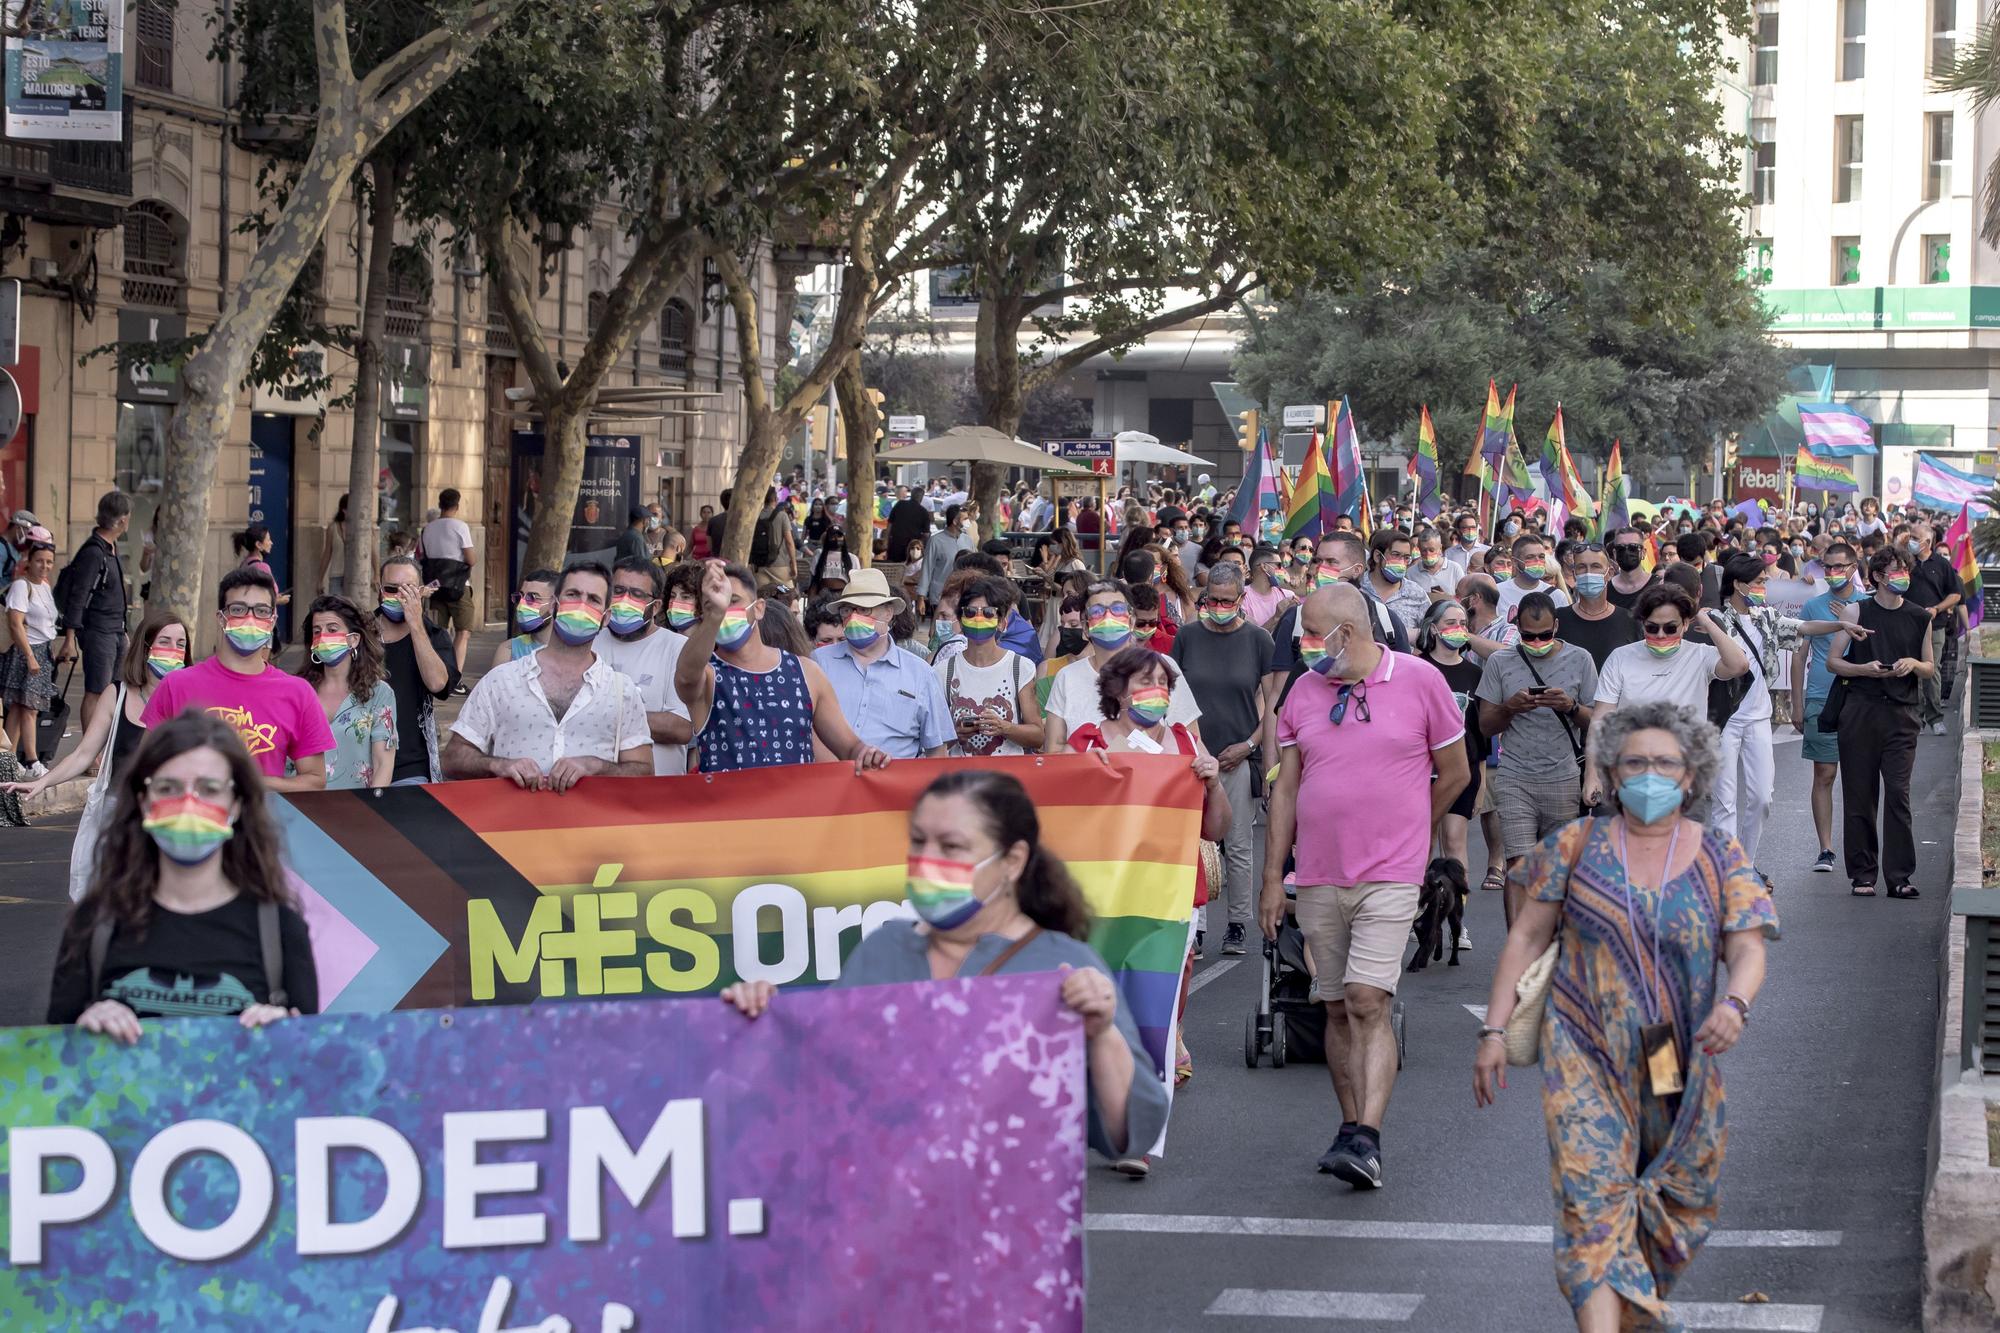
[1923,715,2000,1329]
[23,778,88,822]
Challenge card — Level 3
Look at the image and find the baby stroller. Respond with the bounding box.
[1244,893,1404,1069]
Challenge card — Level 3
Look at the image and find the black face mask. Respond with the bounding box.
[1058,628,1088,656]
[1612,547,1644,573]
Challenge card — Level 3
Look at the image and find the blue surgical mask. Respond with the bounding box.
[1574,574,1607,600]
[1618,772,1685,825]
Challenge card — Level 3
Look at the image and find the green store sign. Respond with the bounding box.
[1761,287,2000,332]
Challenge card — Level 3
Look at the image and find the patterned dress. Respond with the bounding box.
[1510,816,1778,1330]
[697,652,816,772]
[320,681,399,790]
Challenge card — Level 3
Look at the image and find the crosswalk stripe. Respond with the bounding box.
[1188,958,1243,995]
[1086,1213,1841,1248]
[1205,1289,1423,1320]
[1677,1301,1824,1331]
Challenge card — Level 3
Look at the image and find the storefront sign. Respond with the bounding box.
[0,976,1086,1331]
[1045,438,1115,477]
[251,342,329,416]
[3,0,122,141]
[115,310,184,405]
[1731,458,1783,504]
[382,339,427,421]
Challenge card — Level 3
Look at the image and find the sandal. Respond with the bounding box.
[1850,883,1877,897]
[1481,869,1505,893]
[1887,883,1921,900]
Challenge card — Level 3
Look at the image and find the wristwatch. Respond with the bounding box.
[1477,1025,1506,1043]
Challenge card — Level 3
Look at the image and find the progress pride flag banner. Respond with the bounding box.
[0,977,1085,1331]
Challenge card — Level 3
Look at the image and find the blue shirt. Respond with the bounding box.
[1802,585,1859,699]
[813,639,955,757]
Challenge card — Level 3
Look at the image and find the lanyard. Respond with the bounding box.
[1614,818,1679,1027]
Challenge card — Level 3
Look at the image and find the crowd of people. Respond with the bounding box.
[0,469,1978,1328]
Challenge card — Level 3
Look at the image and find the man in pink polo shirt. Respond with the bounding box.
[1260,584,1468,1191]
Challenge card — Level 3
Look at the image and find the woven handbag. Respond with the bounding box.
[1504,939,1560,1067]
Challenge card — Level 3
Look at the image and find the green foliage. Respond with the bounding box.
[1234,258,1792,476]
[1936,16,2000,248]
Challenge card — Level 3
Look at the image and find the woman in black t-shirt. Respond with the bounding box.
[47,711,317,1041]
[1418,600,1489,887]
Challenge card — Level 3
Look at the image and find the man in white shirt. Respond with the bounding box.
[441,562,653,791]
[419,488,478,674]
[1492,534,1571,623]
[1042,579,1201,749]
[591,557,694,774]
[1442,512,1487,572]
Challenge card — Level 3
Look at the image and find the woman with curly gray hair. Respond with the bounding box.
[1472,700,1777,1331]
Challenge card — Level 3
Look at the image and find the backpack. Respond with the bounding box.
[52,544,107,634]
[749,509,780,567]
[89,899,289,1008]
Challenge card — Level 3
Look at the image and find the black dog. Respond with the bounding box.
[1408,856,1467,971]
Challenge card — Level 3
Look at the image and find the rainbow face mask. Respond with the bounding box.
[142,794,235,866]
[1744,589,1767,608]
[514,598,550,634]
[1439,628,1470,649]
[552,599,606,647]
[1380,560,1408,584]
[1520,561,1549,581]
[959,612,1002,642]
[1827,573,1851,592]
[309,632,353,666]
[1645,636,1683,659]
[665,598,699,631]
[1299,634,1333,675]
[1086,608,1132,650]
[1313,563,1344,588]
[843,612,884,650]
[1886,574,1912,594]
[1126,684,1172,727]
[606,595,652,638]
[905,851,998,930]
[378,595,407,624]
[145,642,186,679]
[1199,604,1239,627]
[222,616,273,656]
[716,607,756,651]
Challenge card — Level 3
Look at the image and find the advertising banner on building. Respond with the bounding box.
[1730,457,1784,506]
[115,310,185,405]
[3,0,122,141]
[506,432,641,589]
[0,975,1087,1332]
[381,339,428,421]
[271,755,1201,1082]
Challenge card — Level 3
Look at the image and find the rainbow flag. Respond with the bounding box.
[1794,445,1858,493]
[1329,398,1367,529]
[1536,406,1595,521]
[1465,431,1493,530]
[1479,379,1513,464]
[1282,426,1333,541]
[274,756,1204,1085]
[1499,427,1537,510]
[1226,425,1282,529]
[1946,503,1985,630]
[1411,405,1441,518]
[1600,439,1630,532]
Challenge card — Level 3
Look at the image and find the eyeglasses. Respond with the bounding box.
[1133,618,1161,630]
[1615,755,1687,779]
[223,603,278,622]
[1640,621,1684,636]
[1570,542,1606,553]
[1517,628,1556,643]
[1329,679,1371,726]
[143,775,235,802]
[1086,602,1131,621]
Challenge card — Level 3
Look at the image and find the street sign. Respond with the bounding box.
[887,414,925,434]
[0,367,21,445]
[1045,438,1115,476]
[1282,404,1324,429]
[1055,476,1097,499]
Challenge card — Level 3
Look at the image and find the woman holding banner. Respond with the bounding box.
[46,712,318,1043]
[723,768,1171,1167]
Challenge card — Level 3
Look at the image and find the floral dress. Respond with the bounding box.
[321,681,399,790]
[1510,816,1778,1330]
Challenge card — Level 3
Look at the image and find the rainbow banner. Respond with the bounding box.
[1411,405,1441,518]
[1600,439,1629,533]
[273,755,1202,1082]
[1479,379,1513,464]
[1793,446,1858,493]
[1945,503,1986,631]
[1282,426,1332,541]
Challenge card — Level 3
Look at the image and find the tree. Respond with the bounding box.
[1938,19,2000,247]
[147,0,517,626]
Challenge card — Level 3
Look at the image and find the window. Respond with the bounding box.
[1923,234,1952,284]
[1933,0,1960,76]
[1832,237,1861,286]
[485,303,516,356]
[1839,0,1866,80]
[135,0,174,92]
[1753,2,1778,86]
[383,260,431,340]
[1750,119,1776,205]
[1926,112,1954,202]
[1745,237,1773,287]
[121,201,185,310]
[1834,116,1864,203]
[658,299,691,374]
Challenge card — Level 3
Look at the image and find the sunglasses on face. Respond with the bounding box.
[1134,618,1161,630]
[1609,543,1643,555]
[1518,628,1557,643]
[1641,621,1683,636]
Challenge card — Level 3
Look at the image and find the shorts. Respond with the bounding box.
[1495,771,1582,860]
[1293,881,1421,1001]
[1447,760,1481,821]
[437,592,479,635]
[81,629,124,695]
[1802,696,1838,765]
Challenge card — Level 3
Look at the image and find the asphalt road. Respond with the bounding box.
[0,712,1957,1332]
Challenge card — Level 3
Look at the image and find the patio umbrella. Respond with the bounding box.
[882,425,1097,474]
[1114,430,1213,468]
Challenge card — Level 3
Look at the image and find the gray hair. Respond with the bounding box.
[1592,701,1721,805]
[1203,561,1245,594]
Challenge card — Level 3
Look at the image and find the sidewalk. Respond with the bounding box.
[19,620,513,818]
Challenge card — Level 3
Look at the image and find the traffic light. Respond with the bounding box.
[1723,435,1740,471]
[1929,240,1952,284]
[1838,242,1861,285]
[1235,408,1259,452]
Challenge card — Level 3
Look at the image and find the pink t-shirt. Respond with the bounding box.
[1277,649,1465,887]
[141,656,337,778]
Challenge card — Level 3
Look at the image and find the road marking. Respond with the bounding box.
[1188,959,1242,995]
[1205,1289,1422,1321]
[1086,1214,1841,1248]
[1464,1003,1487,1021]
[1677,1301,1823,1331]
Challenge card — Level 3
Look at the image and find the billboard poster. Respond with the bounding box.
[508,432,641,589]
[4,0,123,142]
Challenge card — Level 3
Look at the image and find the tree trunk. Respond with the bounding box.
[835,350,878,564]
[524,402,591,574]
[342,152,401,604]
[969,297,1025,545]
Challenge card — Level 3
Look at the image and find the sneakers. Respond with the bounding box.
[1321,1129,1384,1189]
[1928,721,1948,736]
[1315,1125,1356,1174]
[1112,1155,1151,1178]
[1456,926,1472,951]
[24,761,47,779]
[1192,930,1205,961]
[1813,850,1836,874]
[1222,923,1247,955]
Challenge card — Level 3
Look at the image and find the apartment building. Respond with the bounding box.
[0,5,789,634]
[1726,0,1999,499]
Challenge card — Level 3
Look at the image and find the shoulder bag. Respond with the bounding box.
[67,683,126,900]
[1519,647,1588,800]
[1816,606,1880,734]
[90,899,288,1007]
[1706,611,1754,729]
[1504,938,1560,1066]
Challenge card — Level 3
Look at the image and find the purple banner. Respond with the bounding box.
[0,976,1086,1331]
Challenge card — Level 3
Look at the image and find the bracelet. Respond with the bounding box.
[1723,994,1751,1023]
[1477,1025,1506,1042]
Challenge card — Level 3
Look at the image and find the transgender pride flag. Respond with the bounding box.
[1798,403,1878,456]
[1914,453,1992,515]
